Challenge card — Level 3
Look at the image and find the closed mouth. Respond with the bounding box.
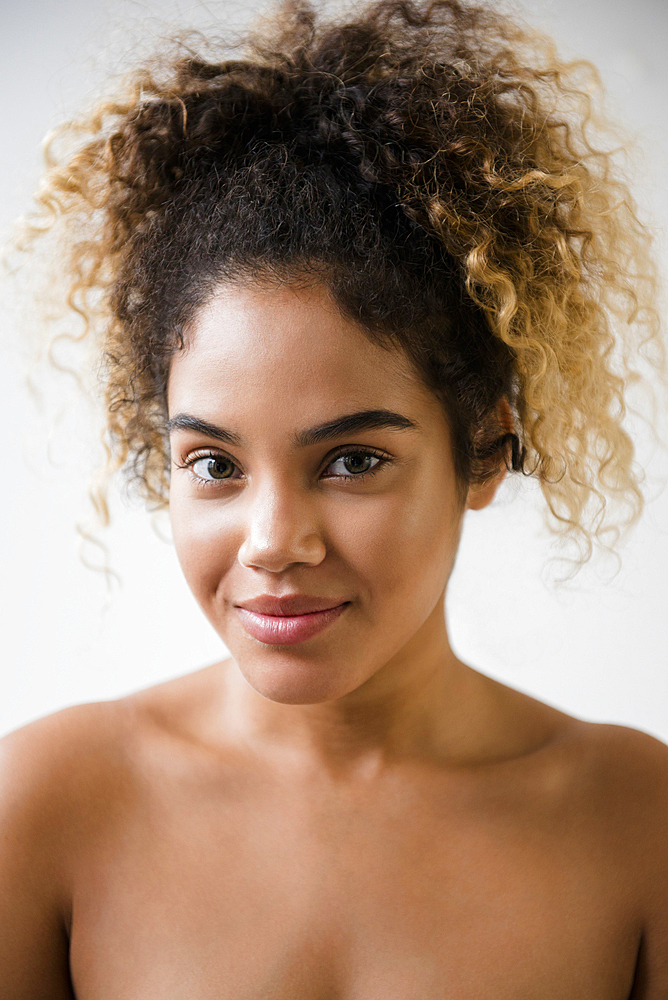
[235,602,349,645]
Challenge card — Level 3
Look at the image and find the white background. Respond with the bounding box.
[1,0,666,740]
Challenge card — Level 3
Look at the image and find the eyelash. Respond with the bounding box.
[323,448,389,483]
[175,447,390,489]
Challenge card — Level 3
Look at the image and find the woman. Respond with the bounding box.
[1,0,667,995]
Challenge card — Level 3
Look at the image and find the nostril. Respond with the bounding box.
[236,488,327,571]
[237,528,326,572]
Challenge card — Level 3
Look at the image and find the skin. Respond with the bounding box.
[1,280,667,999]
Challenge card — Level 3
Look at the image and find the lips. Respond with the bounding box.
[235,594,347,616]
[234,594,349,645]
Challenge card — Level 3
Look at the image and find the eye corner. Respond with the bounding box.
[322,447,390,482]
[181,450,242,485]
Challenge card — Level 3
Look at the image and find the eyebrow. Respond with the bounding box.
[165,409,419,448]
[165,415,242,447]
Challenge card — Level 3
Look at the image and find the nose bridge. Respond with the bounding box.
[238,469,325,571]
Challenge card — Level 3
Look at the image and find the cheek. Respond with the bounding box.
[329,477,462,608]
[169,468,461,622]
[169,492,239,606]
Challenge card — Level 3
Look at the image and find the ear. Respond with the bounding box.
[465,397,515,512]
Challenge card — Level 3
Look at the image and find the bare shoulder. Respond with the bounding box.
[574,723,668,996]
[584,719,668,772]
[0,699,147,878]
[549,710,668,829]
[482,672,668,836]
[0,699,139,999]
[561,719,668,815]
[579,721,668,863]
[0,666,227,1000]
[486,671,668,788]
[0,698,130,806]
[0,661,230,916]
[529,714,668,892]
[0,658,232,803]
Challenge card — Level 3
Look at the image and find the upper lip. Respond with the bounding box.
[235,595,348,616]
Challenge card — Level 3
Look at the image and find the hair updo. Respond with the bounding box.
[16,0,665,572]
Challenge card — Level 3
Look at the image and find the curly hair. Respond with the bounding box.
[13,0,666,573]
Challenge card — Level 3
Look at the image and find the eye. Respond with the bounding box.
[324,449,386,480]
[189,454,240,482]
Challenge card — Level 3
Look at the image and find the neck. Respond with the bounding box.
[221,596,485,777]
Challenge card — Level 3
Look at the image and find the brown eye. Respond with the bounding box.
[327,452,383,478]
[191,456,238,481]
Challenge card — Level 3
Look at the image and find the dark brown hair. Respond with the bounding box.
[15,0,666,570]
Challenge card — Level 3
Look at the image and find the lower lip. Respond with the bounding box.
[235,604,349,645]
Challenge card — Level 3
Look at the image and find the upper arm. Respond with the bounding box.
[0,717,79,999]
[595,726,668,1000]
[630,794,668,1000]
[629,831,668,999]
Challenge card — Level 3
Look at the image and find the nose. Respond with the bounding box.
[237,478,327,573]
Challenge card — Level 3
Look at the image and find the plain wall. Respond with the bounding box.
[1,0,667,740]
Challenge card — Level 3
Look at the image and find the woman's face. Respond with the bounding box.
[167,281,482,705]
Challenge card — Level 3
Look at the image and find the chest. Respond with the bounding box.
[67,772,639,1000]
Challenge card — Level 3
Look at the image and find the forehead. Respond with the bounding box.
[167,281,438,424]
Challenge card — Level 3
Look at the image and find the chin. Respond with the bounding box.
[233,649,369,705]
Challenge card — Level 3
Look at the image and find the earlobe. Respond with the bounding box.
[466,466,507,511]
